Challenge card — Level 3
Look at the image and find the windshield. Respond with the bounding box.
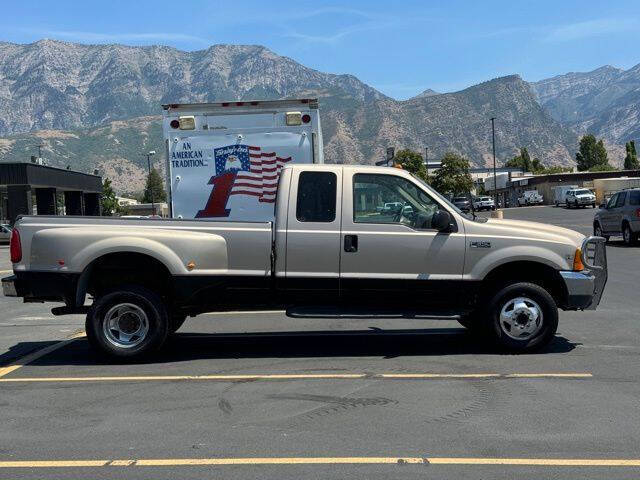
[453,197,468,202]
[575,189,592,195]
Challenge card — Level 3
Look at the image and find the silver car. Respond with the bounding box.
[594,189,640,245]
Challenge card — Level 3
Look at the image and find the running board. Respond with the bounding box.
[286,307,461,320]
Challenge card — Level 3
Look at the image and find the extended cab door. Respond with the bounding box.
[283,168,342,299]
[339,170,466,309]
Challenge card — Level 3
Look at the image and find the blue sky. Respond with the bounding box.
[4,0,640,99]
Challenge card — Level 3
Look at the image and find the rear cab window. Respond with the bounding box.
[296,171,337,222]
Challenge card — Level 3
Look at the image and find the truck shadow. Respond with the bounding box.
[3,329,579,367]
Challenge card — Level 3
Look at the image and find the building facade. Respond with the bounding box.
[0,163,102,224]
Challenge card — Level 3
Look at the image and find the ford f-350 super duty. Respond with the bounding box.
[3,165,607,358]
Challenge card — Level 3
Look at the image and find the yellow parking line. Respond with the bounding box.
[0,372,592,383]
[0,456,639,468]
[0,330,85,378]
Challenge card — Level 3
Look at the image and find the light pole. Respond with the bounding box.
[143,150,156,213]
[425,146,429,181]
[490,117,497,207]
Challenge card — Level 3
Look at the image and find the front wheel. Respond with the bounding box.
[484,282,558,352]
[593,222,609,242]
[86,285,169,358]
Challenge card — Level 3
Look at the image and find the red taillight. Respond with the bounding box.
[10,228,21,263]
[301,114,311,124]
[636,208,640,218]
[169,119,179,129]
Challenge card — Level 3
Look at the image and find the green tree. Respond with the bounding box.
[142,168,167,203]
[431,152,473,195]
[576,134,609,171]
[505,147,536,172]
[540,165,573,174]
[624,140,639,170]
[588,163,617,172]
[392,149,427,181]
[100,178,128,216]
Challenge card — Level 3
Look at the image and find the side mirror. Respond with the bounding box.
[599,203,606,209]
[431,210,452,232]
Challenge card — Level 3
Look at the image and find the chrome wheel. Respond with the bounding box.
[102,303,149,348]
[623,225,632,244]
[499,296,543,340]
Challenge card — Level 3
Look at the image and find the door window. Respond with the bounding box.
[352,173,439,228]
[296,171,337,222]
[606,193,618,209]
[630,191,640,206]
[615,192,627,208]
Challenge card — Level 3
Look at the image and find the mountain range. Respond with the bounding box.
[0,39,638,192]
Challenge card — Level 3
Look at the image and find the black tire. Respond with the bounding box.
[86,285,169,359]
[482,282,558,352]
[169,314,187,334]
[593,222,609,242]
[622,223,637,246]
[592,203,596,208]
[574,200,579,209]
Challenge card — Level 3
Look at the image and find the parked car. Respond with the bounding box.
[565,188,596,209]
[594,188,640,245]
[517,190,544,206]
[473,196,496,211]
[452,196,471,212]
[3,164,607,358]
[0,224,11,243]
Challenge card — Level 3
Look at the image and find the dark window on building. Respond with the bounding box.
[629,191,640,206]
[296,171,337,222]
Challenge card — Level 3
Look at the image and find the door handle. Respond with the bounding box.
[344,234,358,252]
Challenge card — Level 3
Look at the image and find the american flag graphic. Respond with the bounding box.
[230,146,292,203]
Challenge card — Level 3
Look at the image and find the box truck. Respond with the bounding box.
[162,99,323,221]
[552,185,579,207]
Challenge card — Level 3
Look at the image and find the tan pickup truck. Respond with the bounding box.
[3,164,607,358]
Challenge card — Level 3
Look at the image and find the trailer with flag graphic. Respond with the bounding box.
[162,99,323,221]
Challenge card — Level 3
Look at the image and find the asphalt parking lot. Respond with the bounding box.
[1,206,639,479]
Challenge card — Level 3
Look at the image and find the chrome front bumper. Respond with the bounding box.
[559,236,608,310]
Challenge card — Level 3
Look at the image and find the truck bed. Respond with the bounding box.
[12,215,273,278]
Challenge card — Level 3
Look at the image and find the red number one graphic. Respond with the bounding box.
[195,171,236,218]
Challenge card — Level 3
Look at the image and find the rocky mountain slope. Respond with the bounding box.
[0,39,586,191]
[531,64,640,144]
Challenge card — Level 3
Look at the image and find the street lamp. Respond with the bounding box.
[425,146,429,181]
[490,117,497,207]
[143,150,156,213]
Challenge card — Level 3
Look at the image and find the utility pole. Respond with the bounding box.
[142,150,156,214]
[490,117,498,207]
[425,146,429,181]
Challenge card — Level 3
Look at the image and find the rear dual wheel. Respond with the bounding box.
[86,285,169,359]
[458,282,558,352]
